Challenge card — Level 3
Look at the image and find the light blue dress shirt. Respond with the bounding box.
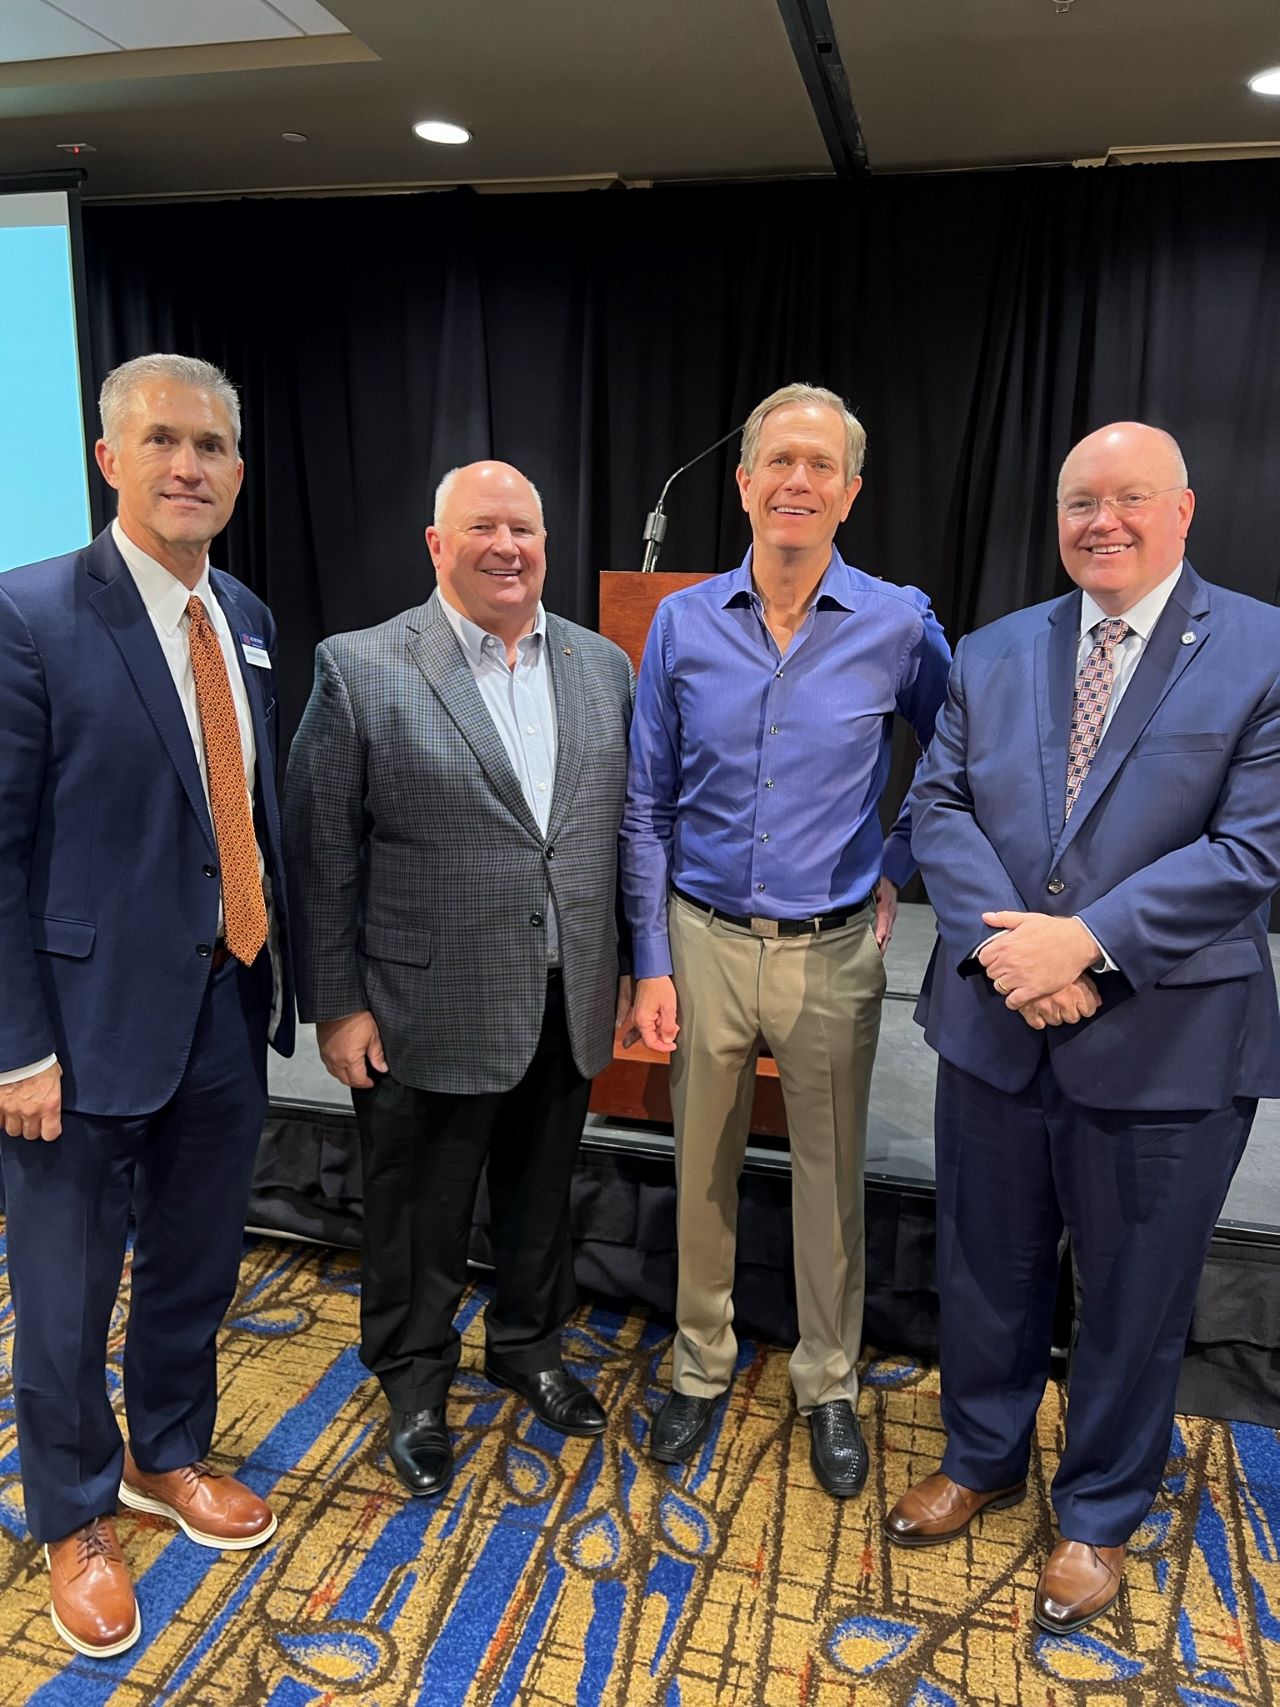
[438,594,561,962]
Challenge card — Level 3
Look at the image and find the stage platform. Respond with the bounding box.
[267,904,1280,1233]
[260,905,1280,1424]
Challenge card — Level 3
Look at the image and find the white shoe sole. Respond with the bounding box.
[117,1483,278,1550]
[45,1549,142,1658]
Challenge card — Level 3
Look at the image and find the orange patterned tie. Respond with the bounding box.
[186,595,268,965]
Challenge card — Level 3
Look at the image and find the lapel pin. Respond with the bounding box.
[1180,631,1196,644]
[563,646,572,655]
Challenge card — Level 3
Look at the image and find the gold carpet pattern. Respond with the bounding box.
[0,1235,1277,1706]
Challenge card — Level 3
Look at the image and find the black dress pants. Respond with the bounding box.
[352,972,591,1411]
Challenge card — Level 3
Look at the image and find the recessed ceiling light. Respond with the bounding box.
[281,132,309,144]
[1247,66,1280,95]
[413,120,472,146]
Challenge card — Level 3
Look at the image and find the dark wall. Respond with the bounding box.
[82,164,1280,783]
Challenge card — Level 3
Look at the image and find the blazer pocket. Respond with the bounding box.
[29,915,96,959]
[1134,732,1227,756]
[1156,938,1262,987]
[361,923,432,967]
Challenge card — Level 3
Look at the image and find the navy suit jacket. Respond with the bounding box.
[909,563,1280,1111]
[0,528,294,1117]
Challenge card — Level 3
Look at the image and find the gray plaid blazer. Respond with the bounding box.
[284,592,633,1093]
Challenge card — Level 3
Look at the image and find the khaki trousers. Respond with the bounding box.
[667,891,886,1412]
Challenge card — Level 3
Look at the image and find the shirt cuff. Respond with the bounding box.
[880,841,915,892]
[0,1053,57,1086]
[632,935,675,981]
[1075,916,1117,974]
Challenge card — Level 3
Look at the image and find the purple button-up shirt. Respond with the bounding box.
[620,548,951,980]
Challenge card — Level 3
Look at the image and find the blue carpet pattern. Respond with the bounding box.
[0,1234,1277,1704]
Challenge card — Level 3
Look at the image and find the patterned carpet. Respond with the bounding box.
[0,1234,1277,1706]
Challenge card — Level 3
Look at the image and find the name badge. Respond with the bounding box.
[240,633,271,669]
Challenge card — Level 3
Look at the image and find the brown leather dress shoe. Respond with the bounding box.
[118,1448,277,1549]
[45,1516,141,1657]
[1034,1539,1127,1633]
[883,1470,1027,1547]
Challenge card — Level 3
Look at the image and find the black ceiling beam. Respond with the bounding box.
[774,0,869,176]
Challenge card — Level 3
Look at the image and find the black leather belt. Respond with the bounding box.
[672,885,871,938]
[212,940,232,969]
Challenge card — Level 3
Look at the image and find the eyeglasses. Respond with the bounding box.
[1058,486,1184,523]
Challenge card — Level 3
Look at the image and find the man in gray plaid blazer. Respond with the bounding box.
[284,460,633,1497]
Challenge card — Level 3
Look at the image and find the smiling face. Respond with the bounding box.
[95,379,243,582]
[426,462,547,642]
[736,402,862,563]
[1057,423,1194,615]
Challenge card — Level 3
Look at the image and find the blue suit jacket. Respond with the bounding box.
[909,563,1280,1111]
[0,528,294,1116]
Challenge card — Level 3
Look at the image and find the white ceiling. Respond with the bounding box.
[0,0,348,64]
[0,0,1277,198]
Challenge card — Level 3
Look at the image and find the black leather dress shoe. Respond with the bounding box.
[649,1391,719,1464]
[387,1407,452,1497]
[483,1362,606,1437]
[808,1399,869,1497]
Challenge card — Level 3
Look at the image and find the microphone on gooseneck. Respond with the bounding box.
[640,421,746,573]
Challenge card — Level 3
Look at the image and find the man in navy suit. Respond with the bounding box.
[0,354,294,1657]
[886,423,1280,1633]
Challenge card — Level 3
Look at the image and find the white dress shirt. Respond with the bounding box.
[2,522,268,1084]
[1077,562,1183,734]
[438,593,562,963]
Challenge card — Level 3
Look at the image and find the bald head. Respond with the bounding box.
[1057,422,1187,502]
[426,459,548,648]
[434,461,543,528]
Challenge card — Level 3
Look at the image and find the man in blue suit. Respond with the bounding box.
[885,423,1280,1633]
[0,354,294,1657]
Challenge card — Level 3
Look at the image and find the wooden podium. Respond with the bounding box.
[596,569,713,671]
[590,570,788,1138]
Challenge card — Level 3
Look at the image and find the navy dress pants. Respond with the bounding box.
[1,954,269,1544]
[934,1052,1253,1547]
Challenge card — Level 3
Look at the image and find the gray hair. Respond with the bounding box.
[99,354,241,449]
[433,464,545,526]
[740,382,867,484]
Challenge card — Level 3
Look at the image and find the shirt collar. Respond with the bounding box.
[1079,561,1183,645]
[722,546,855,612]
[111,518,212,637]
[437,589,547,667]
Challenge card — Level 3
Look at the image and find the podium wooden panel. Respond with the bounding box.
[598,569,714,673]
[596,569,787,1140]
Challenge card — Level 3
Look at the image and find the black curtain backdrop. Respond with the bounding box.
[82,163,1280,825]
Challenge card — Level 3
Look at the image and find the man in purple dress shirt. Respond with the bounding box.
[621,382,951,1494]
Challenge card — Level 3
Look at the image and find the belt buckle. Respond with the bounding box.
[749,916,779,939]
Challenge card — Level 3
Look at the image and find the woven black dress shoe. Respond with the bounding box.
[387,1407,452,1497]
[808,1399,869,1497]
[483,1361,606,1437]
[649,1391,720,1465]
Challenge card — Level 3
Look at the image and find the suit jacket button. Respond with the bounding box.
[1046,877,1065,895]
[530,912,545,927]
[196,941,213,956]
[202,864,217,878]
[545,846,555,859]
